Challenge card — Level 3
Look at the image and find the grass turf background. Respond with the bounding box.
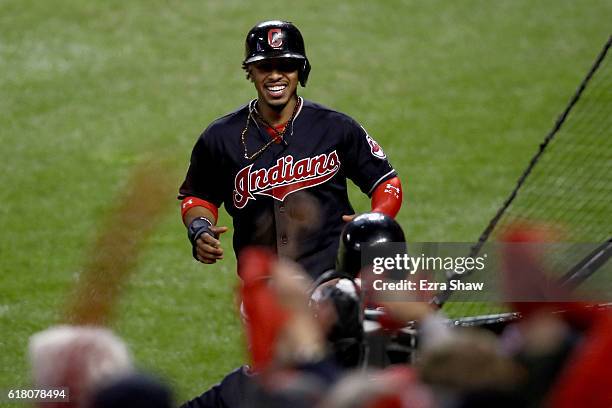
[1,0,610,404]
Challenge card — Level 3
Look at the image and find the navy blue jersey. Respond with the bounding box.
[179,98,396,278]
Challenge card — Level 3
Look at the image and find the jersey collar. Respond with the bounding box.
[249,96,304,127]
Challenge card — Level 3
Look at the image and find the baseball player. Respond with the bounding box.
[179,20,403,278]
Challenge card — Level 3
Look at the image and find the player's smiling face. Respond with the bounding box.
[250,58,300,110]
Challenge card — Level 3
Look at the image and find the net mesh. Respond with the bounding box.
[442,36,612,318]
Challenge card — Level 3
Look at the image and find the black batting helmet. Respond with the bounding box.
[336,213,406,279]
[243,20,311,86]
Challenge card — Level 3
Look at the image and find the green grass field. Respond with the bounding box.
[1,0,610,404]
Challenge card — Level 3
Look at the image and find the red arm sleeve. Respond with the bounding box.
[181,196,219,223]
[371,176,403,218]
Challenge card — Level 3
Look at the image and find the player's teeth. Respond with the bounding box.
[267,85,286,91]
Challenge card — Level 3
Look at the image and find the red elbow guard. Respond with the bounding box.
[371,176,403,218]
[181,196,219,222]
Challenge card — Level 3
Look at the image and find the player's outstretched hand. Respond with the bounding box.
[342,214,356,223]
[195,226,229,264]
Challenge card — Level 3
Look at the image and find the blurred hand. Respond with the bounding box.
[342,214,356,222]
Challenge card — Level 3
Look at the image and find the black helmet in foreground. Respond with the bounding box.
[336,212,406,279]
[243,20,311,86]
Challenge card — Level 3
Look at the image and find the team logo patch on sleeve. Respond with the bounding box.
[233,151,341,209]
[364,129,386,159]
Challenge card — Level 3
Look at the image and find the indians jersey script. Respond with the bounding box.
[179,98,396,278]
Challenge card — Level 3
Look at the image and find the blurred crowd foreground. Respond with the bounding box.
[28,216,612,407]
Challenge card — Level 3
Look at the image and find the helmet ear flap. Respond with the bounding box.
[299,59,311,87]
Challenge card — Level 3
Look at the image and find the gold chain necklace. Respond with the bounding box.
[241,97,301,161]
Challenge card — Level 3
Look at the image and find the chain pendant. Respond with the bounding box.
[241,97,301,161]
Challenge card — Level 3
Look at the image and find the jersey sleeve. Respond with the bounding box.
[178,129,225,207]
[342,118,397,196]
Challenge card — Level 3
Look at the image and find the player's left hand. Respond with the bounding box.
[342,214,356,222]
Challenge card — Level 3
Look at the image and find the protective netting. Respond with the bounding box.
[441,36,612,318]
